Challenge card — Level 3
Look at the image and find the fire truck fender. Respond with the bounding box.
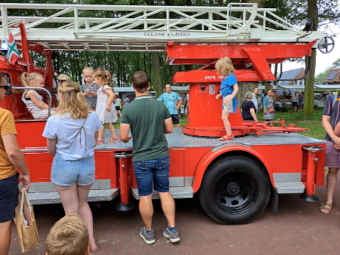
[192,144,273,193]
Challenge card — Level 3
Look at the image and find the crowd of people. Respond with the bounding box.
[0,57,336,255]
[0,68,184,254]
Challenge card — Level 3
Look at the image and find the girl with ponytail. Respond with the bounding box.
[21,72,53,119]
[93,68,118,144]
[42,80,103,252]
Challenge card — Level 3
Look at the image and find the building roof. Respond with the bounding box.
[315,84,340,89]
[324,67,340,83]
[113,86,188,93]
[113,87,135,92]
[277,68,304,86]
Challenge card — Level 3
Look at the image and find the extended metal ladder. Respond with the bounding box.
[0,3,325,51]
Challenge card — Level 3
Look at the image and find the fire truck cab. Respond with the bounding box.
[0,3,332,224]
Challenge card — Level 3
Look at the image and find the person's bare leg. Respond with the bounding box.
[77,184,97,251]
[0,221,11,255]
[139,195,153,230]
[221,110,232,136]
[54,183,79,215]
[107,123,118,139]
[321,168,339,213]
[158,192,176,227]
[98,127,105,142]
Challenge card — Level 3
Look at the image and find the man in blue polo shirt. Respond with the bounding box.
[158,84,182,127]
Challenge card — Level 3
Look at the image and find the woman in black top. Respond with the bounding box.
[241,91,258,121]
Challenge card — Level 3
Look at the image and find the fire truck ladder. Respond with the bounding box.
[0,3,326,51]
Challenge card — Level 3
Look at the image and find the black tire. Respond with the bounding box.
[199,156,271,224]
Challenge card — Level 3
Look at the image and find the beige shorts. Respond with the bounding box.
[222,95,233,113]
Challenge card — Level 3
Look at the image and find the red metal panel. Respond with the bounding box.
[192,145,273,193]
[173,70,263,83]
[252,145,303,174]
[315,144,326,186]
[183,82,245,137]
[23,152,53,183]
[242,46,276,80]
[166,42,316,64]
[183,147,212,177]
[169,149,185,177]
[15,122,47,150]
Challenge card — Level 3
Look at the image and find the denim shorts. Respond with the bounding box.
[0,174,19,223]
[132,156,170,196]
[51,153,95,187]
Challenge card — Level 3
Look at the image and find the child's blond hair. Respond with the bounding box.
[46,215,89,255]
[55,80,90,119]
[57,74,70,82]
[93,68,113,87]
[21,72,43,87]
[82,67,94,75]
[215,57,235,77]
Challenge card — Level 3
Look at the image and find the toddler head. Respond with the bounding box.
[131,71,150,93]
[57,74,70,83]
[46,215,89,255]
[215,57,235,77]
[93,68,113,87]
[82,67,94,85]
[21,72,44,88]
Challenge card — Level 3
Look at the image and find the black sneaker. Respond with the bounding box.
[140,227,155,245]
[163,227,180,243]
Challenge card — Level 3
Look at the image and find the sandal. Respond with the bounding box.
[219,134,234,141]
[320,203,332,215]
[107,137,120,142]
[96,139,104,145]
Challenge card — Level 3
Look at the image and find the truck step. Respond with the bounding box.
[275,182,305,194]
[131,187,194,200]
[28,189,119,205]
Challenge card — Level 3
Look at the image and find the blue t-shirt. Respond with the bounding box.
[157,92,181,114]
[220,73,237,97]
[220,73,238,113]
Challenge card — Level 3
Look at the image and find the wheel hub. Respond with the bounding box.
[226,182,240,195]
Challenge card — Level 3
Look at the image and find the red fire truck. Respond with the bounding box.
[0,3,334,224]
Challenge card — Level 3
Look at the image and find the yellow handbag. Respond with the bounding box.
[14,190,41,252]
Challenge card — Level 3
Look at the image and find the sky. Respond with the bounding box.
[281,25,340,75]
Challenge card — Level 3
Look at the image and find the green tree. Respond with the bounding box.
[283,0,340,116]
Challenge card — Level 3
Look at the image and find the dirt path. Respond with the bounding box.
[8,178,340,255]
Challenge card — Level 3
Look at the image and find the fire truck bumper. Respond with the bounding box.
[131,187,194,200]
[28,189,119,205]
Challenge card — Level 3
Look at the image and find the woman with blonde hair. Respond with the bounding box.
[42,80,102,252]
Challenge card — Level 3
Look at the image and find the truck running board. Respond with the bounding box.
[131,187,194,200]
[28,189,119,205]
[275,182,305,194]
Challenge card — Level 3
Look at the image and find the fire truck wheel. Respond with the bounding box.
[199,156,271,225]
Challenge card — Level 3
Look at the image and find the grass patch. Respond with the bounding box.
[256,108,325,139]
[112,108,325,140]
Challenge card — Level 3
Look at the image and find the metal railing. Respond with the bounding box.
[0,3,324,51]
